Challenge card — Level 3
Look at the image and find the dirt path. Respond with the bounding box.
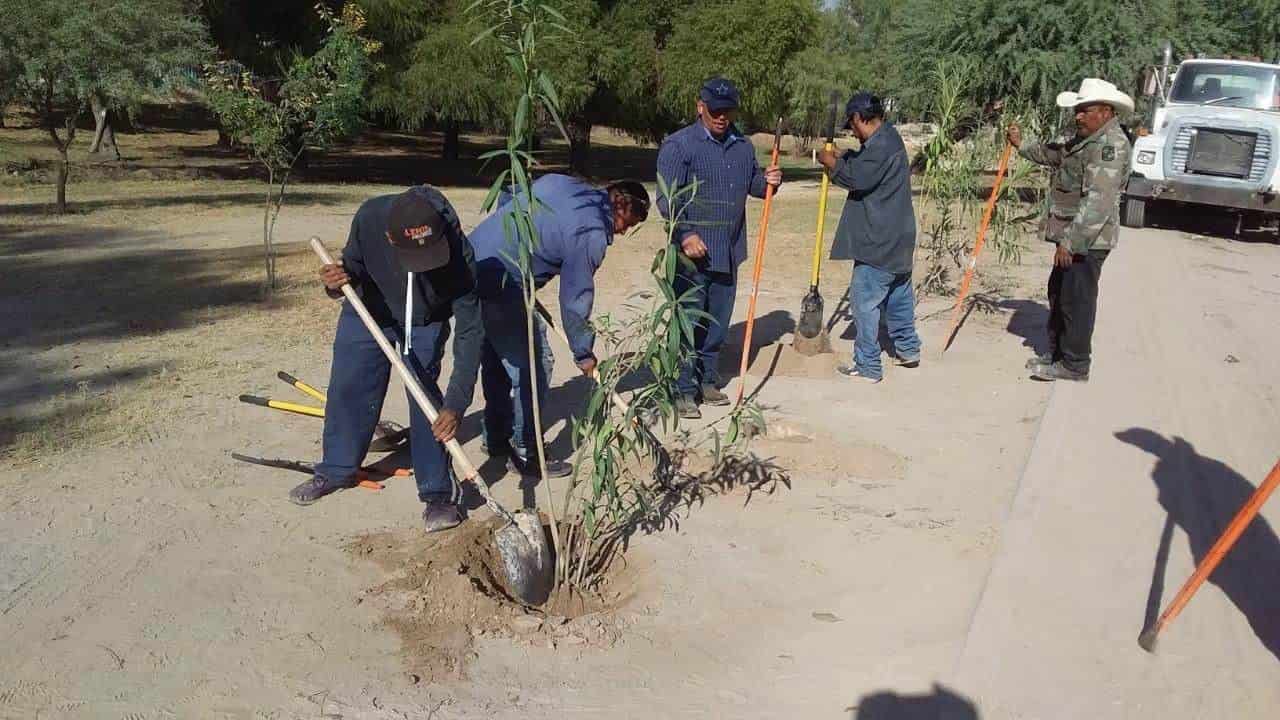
[0,175,1182,719]
[956,228,1280,719]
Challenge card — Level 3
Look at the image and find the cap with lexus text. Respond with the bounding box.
[386,187,451,272]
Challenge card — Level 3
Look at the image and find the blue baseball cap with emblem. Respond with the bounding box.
[844,91,882,127]
[699,77,740,111]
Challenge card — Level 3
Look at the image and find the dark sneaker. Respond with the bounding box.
[1029,361,1088,382]
[700,384,731,407]
[895,355,921,369]
[509,453,573,479]
[836,364,882,383]
[676,394,702,419]
[422,500,463,533]
[288,474,356,506]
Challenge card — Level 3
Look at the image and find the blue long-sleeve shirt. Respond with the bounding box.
[337,186,483,413]
[468,174,613,362]
[828,122,917,274]
[655,121,770,273]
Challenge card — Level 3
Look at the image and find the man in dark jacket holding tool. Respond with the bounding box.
[468,174,650,478]
[819,92,920,384]
[656,76,782,418]
[294,185,483,534]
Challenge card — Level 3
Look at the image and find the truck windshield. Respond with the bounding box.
[1170,63,1280,110]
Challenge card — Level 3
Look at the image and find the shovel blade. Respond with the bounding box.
[797,290,824,339]
[494,510,554,606]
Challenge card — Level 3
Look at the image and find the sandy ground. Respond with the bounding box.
[2,167,1276,719]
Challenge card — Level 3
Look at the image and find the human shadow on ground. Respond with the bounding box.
[850,684,979,720]
[718,309,796,382]
[998,299,1050,355]
[1117,428,1280,661]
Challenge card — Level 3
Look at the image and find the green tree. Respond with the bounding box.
[889,0,1238,117]
[659,0,819,129]
[204,3,376,289]
[0,0,209,212]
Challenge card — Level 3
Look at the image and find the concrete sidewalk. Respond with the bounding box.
[954,228,1280,718]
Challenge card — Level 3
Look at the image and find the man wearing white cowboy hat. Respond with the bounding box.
[1007,78,1133,382]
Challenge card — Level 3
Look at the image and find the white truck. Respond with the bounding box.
[1124,45,1280,236]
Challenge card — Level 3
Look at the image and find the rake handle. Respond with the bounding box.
[1144,457,1280,649]
[309,238,513,522]
[735,119,784,405]
[943,141,1014,354]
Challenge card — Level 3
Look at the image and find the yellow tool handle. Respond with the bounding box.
[809,140,834,288]
[239,395,325,418]
[278,371,327,404]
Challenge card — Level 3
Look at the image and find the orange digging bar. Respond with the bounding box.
[942,142,1014,354]
[735,119,784,405]
[1140,457,1280,652]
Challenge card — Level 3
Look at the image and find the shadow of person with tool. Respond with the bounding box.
[850,684,979,720]
[1117,428,1280,661]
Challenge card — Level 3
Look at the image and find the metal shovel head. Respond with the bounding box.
[796,290,824,339]
[494,510,553,606]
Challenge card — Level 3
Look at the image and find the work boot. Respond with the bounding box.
[1029,360,1088,383]
[676,394,701,420]
[701,384,730,407]
[422,500,463,533]
[288,474,357,506]
[509,452,573,479]
[836,363,882,383]
[895,355,921,369]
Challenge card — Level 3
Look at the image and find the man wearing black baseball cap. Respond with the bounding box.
[294,185,483,533]
[818,91,921,384]
[656,76,782,418]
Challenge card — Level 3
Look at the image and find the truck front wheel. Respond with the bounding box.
[1123,197,1147,229]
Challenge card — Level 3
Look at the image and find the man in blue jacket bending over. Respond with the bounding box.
[469,174,650,478]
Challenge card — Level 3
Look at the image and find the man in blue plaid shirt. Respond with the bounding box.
[656,77,782,418]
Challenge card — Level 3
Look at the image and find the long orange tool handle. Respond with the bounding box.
[1140,457,1280,651]
[942,142,1014,354]
[735,119,784,405]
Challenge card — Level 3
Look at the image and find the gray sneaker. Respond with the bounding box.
[700,384,731,406]
[1029,361,1088,382]
[1025,353,1055,369]
[836,364,882,383]
[895,355,921,369]
[422,500,463,533]
[676,394,701,419]
[289,474,357,506]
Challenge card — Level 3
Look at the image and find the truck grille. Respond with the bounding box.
[1170,126,1272,182]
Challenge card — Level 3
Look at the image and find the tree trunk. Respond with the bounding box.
[263,168,277,291]
[88,93,121,159]
[568,119,591,173]
[55,147,69,214]
[443,120,460,163]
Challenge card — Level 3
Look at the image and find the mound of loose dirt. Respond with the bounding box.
[350,517,634,682]
[746,341,841,380]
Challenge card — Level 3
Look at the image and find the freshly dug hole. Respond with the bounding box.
[350,516,636,682]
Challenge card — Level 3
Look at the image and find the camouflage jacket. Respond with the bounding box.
[1019,117,1131,254]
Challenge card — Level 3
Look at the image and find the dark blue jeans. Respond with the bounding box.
[675,263,737,397]
[479,284,554,456]
[851,262,922,380]
[315,303,458,504]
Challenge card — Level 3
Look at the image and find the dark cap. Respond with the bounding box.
[699,77,740,111]
[386,188,451,272]
[844,91,882,127]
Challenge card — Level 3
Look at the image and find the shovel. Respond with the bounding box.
[310,237,553,606]
[735,118,784,405]
[794,91,839,356]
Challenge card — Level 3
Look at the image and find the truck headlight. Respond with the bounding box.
[1136,151,1156,165]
